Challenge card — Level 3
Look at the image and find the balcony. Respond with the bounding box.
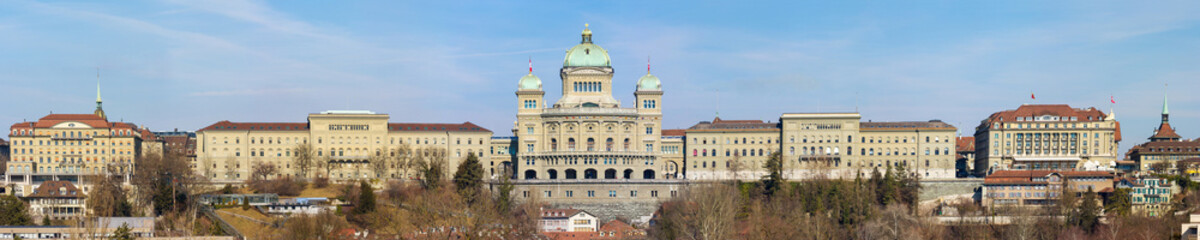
[542,108,638,117]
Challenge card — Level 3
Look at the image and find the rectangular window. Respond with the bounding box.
[545,191,552,198]
[646,127,653,135]
[631,190,638,197]
[609,190,617,197]
[587,190,595,197]
[566,191,573,197]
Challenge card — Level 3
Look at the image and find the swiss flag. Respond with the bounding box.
[1031,92,1036,100]
[1111,95,1116,104]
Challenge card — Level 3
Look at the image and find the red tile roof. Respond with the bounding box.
[598,220,634,232]
[861,120,956,131]
[387,122,490,132]
[1151,121,1182,140]
[956,137,975,152]
[984,104,1108,124]
[661,129,686,137]
[687,117,779,132]
[34,114,109,128]
[27,181,84,198]
[197,121,310,132]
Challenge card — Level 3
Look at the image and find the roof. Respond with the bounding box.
[687,117,780,132]
[984,170,1113,185]
[661,129,686,137]
[598,219,634,232]
[956,137,975,152]
[860,120,955,131]
[35,114,110,128]
[0,138,7,146]
[541,208,590,219]
[27,181,84,198]
[197,121,491,132]
[1151,121,1182,140]
[97,217,155,230]
[387,122,490,132]
[197,121,309,132]
[984,104,1108,124]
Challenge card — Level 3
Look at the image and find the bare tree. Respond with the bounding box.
[291,144,315,179]
[368,154,387,179]
[250,161,278,182]
[314,156,330,178]
[223,157,238,180]
[392,144,414,181]
[653,183,740,240]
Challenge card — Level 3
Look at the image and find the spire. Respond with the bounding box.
[94,67,106,120]
[1163,84,1170,123]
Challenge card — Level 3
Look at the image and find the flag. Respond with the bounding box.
[1111,95,1116,104]
[528,58,532,73]
[1031,92,1035,100]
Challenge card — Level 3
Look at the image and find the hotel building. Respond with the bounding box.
[973,104,1122,176]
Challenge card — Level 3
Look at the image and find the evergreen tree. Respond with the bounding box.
[0,195,32,225]
[760,151,784,198]
[1073,188,1101,232]
[453,153,485,204]
[110,222,134,240]
[353,181,376,214]
[1104,187,1132,216]
[495,168,515,213]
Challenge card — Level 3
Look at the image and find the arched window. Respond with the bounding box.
[551,139,558,151]
[623,138,630,151]
[606,138,614,151]
[569,138,576,151]
[587,138,595,151]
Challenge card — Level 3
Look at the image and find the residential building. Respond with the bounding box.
[982,170,1114,208]
[1126,94,1200,173]
[155,130,197,161]
[1183,211,1200,240]
[956,136,975,177]
[1118,176,1179,216]
[542,219,643,240]
[0,138,8,176]
[974,104,1122,176]
[25,181,86,220]
[540,208,598,232]
[0,217,157,239]
[194,110,493,182]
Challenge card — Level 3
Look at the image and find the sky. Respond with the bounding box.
[1,1,1198,155]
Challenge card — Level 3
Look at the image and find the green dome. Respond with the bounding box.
[518,73,541,90]
[637,73,661,90]
[564,43,611,67]
[563,25,611,67]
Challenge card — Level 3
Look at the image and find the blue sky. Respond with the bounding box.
[1,1,1198,154]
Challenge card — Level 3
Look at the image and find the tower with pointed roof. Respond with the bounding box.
[94,75,106,120]
[1150,92,1181,142]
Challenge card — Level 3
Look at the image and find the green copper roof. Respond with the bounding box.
[1163,92,1169,115]
[563,43,610,67]
[518,73,541,90]
[637,73,660,90]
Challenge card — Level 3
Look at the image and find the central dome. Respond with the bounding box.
[563,25,611,67]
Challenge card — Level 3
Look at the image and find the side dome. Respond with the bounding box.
[563,25,611,67]
[518,73,542,90]
[637,73,661,90]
